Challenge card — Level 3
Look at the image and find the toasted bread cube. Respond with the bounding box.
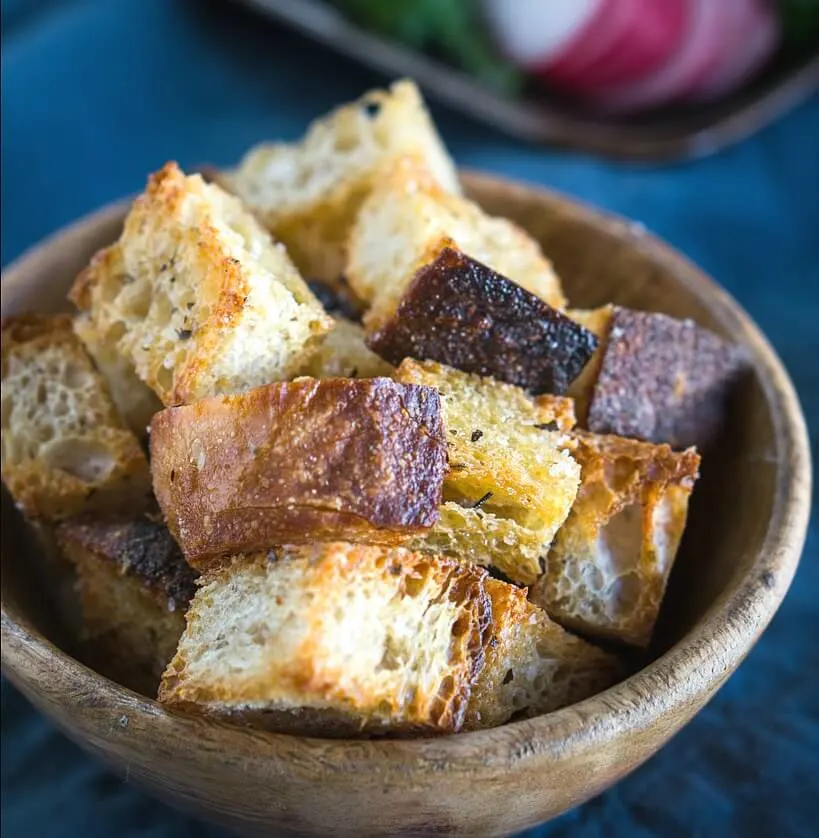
[56,513,197,689]
[465,580,621,729]
[151,378,447,569]
[70,163,333,406]
[299,317,393,379]
[228,80,460,284]
[1,315,151,521]
[368,244,597,393]
[347,159,565,333]
[158,543,491,735]
[568,306,745,448]
[395,360,580,530]
[405,502,549,586]
[531,432,700,647]
[395,360,580,584]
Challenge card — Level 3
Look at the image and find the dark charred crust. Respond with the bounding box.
[366,247,598,394]
[307,278,364,322]
[56,514,197,608]
[151,378,448,567]
[586,307,747,449]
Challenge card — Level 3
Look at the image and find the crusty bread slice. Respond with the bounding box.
[531,432,700,647]
[394,359,580,584]
[298,316,393,379]
[1,314,151,521]
[70,163,333,406]
[347,159,566,333]
[367,244,598,394]
[567,305,744,448]
[158,543,491,736]
[151,377,446,569]
[227,80,460,284]
[56,513,197,691]
[465,580,621,729]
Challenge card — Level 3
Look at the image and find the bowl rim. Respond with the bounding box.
[1,171,812,775]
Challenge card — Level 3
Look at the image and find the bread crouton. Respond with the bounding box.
[1,314,151,521]
[368,244,597,393]
[531,432,700,647]
[70,242,164,438]
[298,317,393,379]
[56,513,197,690]
[465,580,621,729]
[568,306,745,448]
[395,360,580,584]
[347,159,565,333]
[151,378,446,569]
[70,163,333,406]
[158,543,491,736]
[228,80,460,284]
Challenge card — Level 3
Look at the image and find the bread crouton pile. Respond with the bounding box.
[1,80,745,736]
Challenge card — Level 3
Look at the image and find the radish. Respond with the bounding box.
[544,0,691,91]
[482,0,604,69]
[536,0,644,85]
[588,0,735,113]
[687,0,780,101]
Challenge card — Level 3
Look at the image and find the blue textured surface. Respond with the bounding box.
[1,1,817,836]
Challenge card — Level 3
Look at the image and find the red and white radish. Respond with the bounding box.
[687,0,780,102]
[544,0,691,91]
[587,0,735,113]
[482,0,604,70]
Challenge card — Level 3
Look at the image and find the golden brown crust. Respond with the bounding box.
[532,432,700,647]
[71,163,332,407]
[367,244,597,394]
[1,314,151,521]
[465,580,621,729]
[159,543,491,735]
[150,378,447,569]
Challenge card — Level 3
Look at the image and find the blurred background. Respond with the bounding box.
[2,1,818,836]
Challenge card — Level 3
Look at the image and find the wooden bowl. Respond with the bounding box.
[1,172,811,838]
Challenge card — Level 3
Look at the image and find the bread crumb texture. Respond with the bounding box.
[347,158,565,333]
[70,162,332,406]
[158,543,491,735]
[229,80,461,283]
[465,580,621,729]
[396,359,580,584]
[1,314,151,520]
[531,432,700,647]
[71,245,162,437]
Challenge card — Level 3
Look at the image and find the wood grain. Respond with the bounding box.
[0,174,811,837]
